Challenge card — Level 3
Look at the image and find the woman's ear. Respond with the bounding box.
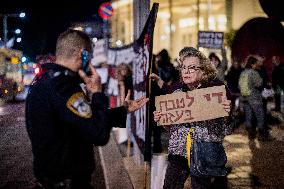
[198,71,206,83]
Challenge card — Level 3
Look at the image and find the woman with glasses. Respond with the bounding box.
[153,47,232,189]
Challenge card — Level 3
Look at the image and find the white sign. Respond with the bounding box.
[91,39,107,66]
[198,31,224,49]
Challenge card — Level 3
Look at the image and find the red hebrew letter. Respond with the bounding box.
[203,94,211,101]
[186,93,195,107]
[184,110,194,121]
[160,114,167,124]
[167,100,177,111]
[173,110,184,122]
[159,101,167,112]
[176,98,185,109]
[166,112,176,123]
[212,92,223,103]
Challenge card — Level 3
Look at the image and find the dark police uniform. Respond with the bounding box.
[26,63,127,188]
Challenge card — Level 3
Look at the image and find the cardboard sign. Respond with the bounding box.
[198,31,224,49]
[155,85,229,126]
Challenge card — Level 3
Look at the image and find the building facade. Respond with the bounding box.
[110,0,266,58]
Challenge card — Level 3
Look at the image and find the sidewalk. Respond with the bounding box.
[121,115,284,189]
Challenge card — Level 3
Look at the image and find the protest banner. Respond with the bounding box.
[91,39,107,66]
[155,85,229,126]
[198,31,224,49]
[98,3,158,161]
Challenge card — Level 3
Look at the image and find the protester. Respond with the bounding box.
[209,47,228,82]
[116,63,133,145]
[238,56,268,141]
[253,55,273,134]
[254,55,270,112]
[153,47,232,189]
[272,55,284,112]
[155,49,179,86]
[117,63,133,105]
[225,61,243,97]
[225,61,244,128]
[151,50,179,153]
[149,50,189,96]
[26,29,148,189]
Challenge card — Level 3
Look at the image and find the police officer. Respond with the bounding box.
[26,29,148,189]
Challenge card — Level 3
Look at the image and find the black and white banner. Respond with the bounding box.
[99,3,159,160]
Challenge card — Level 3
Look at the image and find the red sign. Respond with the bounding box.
[99,2,114,20]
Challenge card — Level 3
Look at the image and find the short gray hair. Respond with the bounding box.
[178,47,217,83]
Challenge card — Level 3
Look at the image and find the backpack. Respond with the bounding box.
[239,71,250,96]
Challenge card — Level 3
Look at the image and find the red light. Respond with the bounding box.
[35,67,41,75]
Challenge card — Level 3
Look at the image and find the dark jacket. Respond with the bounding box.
[225,66,243,94]
[26,63,127,181]
[272,63,284,91]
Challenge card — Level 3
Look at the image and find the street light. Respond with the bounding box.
[16,37,22,43]
[0,12,26,47]
[19,12,26,18]
[15,29,21,34]
[21,56,27,62]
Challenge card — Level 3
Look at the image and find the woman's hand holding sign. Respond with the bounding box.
[222,99,231,113]
[153,110,162,122]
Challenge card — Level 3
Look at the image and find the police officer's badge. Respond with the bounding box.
[66,92,92,118]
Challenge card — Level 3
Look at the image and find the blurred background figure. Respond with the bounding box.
[239,56,268,141]
[225,60,243,109]
[253,55,270,131]
[116,63,133,146]
[117,63,133,105]
[225,60,244,128]
[155,49,179,86]
[209,48,228,82]
[272,56,284,113]
[150,49,179,153]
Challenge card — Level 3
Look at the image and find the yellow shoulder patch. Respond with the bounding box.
[66,92,92,118]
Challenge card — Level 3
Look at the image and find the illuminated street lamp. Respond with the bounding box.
[19,12,26,18]
[15,29,21,34]
[16,37,22,43]
[0,12,26,47]
[21,56,27,62]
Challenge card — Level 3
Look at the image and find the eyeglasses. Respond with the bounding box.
[181,65,201,73]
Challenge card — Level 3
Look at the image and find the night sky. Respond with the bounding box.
[1,0,109,61]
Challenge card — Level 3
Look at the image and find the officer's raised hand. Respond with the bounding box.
[79,64,102,93]
[123,90,149,113]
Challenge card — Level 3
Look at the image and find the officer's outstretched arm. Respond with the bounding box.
[108,91,149,128]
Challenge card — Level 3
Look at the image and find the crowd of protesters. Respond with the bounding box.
[150,48,283,188]
[151,48,283,142]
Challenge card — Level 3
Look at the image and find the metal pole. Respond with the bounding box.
[226,0,233,31]
[3,15,8,47]
[169,0,173,55]
[2,14,18,47]
[207,0,212,30]
[103,19,108,52]
[196,0,200,49]
[133,1,150,189]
